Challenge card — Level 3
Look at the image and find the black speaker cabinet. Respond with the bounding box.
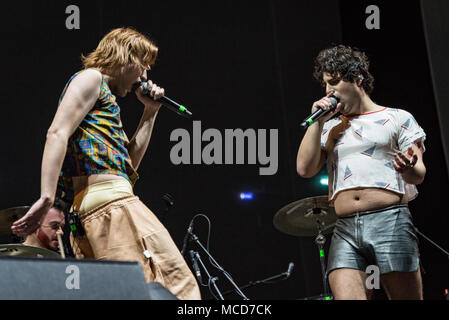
[0,256,175,300]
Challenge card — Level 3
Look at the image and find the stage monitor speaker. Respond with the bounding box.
[148,282,178,300]
[0,256,155,300]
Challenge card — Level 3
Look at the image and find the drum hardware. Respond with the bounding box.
[299,294,333,300]
[315,221,332,299]
[0,244,61,259]
[274,196,337,299]
[273,196,336,237]
[0,206,29,237]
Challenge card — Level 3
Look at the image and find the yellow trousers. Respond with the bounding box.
[70,180,201,300]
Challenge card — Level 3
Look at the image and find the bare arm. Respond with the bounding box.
[393,144,426,185]
[127,107,159,170]
[12,69,102,236]
[296,122,327,177]
[126,80,164,170]
[296,92,342,178]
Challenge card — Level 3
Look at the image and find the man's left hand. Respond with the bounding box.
[393,147,418,173]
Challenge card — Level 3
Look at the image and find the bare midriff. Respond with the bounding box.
[72,174,128,195]
[333,188,407,217]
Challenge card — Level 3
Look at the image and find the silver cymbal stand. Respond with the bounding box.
[314,220,332,299]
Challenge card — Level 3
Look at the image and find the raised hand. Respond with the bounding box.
[393,147,418,173]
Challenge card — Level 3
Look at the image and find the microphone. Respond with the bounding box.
[180,219,194,256]
[189,250,202,283]
[137,82,192,119]
[300,96,339,129]
[285,262,295,278]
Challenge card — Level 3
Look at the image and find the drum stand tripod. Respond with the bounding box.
[313,221,332,300]
[272,196,337,300]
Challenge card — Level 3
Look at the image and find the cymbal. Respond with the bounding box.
[273,196,337,237]
[0,206,29,236]
[0,244,61,259]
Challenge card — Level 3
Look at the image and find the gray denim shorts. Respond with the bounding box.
[327,204,420,276]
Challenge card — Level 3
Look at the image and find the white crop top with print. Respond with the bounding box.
[320,107,426,203]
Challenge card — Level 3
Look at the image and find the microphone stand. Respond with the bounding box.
[194,251,224,300]
[221,270,290,297]
[190,232,249,300]
[415,227,449,260]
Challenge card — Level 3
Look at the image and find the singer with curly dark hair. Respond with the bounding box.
[297,45,426,300]
[313,44,375,95]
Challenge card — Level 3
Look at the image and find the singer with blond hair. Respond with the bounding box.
[12,27,200,300]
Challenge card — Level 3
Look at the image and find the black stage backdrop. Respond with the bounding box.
[0,0,447,300]
[421,0,449,178]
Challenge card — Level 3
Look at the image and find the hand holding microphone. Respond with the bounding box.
[134,81,193,119]
[135,80,165,111]
[300,91,341,129]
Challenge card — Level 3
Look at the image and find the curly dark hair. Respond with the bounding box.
[313,45,375,95]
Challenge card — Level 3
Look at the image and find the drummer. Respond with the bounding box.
[22,199,66,253]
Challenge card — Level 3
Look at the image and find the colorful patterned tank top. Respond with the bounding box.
[57,70,139,204]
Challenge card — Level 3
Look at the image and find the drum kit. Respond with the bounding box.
[273,195,336,300]
[0,206,62,259]
[0,197,336,299]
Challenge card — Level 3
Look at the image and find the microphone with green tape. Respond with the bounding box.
[300,96,339,129]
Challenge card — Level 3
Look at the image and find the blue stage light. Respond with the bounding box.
[240,192,254,200]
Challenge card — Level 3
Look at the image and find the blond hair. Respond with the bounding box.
[82,27,158,73]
